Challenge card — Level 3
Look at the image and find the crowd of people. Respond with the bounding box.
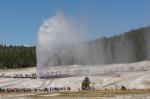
[103,65,150,73]
[13,73,37,79]
[13,72,72,79]
[0,87,71,93]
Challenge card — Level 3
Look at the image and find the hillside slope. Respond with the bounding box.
[51,26,150,65]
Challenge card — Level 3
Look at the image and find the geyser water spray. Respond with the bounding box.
[36,12,85,77]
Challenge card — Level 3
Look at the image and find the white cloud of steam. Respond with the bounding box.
[36,12,87,77]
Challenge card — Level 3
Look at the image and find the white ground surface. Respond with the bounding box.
[0,61,150,91]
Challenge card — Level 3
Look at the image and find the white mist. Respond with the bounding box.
[36,12,85,77]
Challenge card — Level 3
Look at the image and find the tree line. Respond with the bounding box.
[0,45,36,69]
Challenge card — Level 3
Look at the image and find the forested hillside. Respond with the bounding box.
[91,26,150,64]
[0,26,150,68]
[0,45,36,69]
[51,26,150,66]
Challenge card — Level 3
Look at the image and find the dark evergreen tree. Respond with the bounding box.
[82,77,91,90]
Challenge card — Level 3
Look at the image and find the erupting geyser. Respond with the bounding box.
[36,12,85,77]
[36,12,150,78]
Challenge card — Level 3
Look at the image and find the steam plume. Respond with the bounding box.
[36,12,86,76]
